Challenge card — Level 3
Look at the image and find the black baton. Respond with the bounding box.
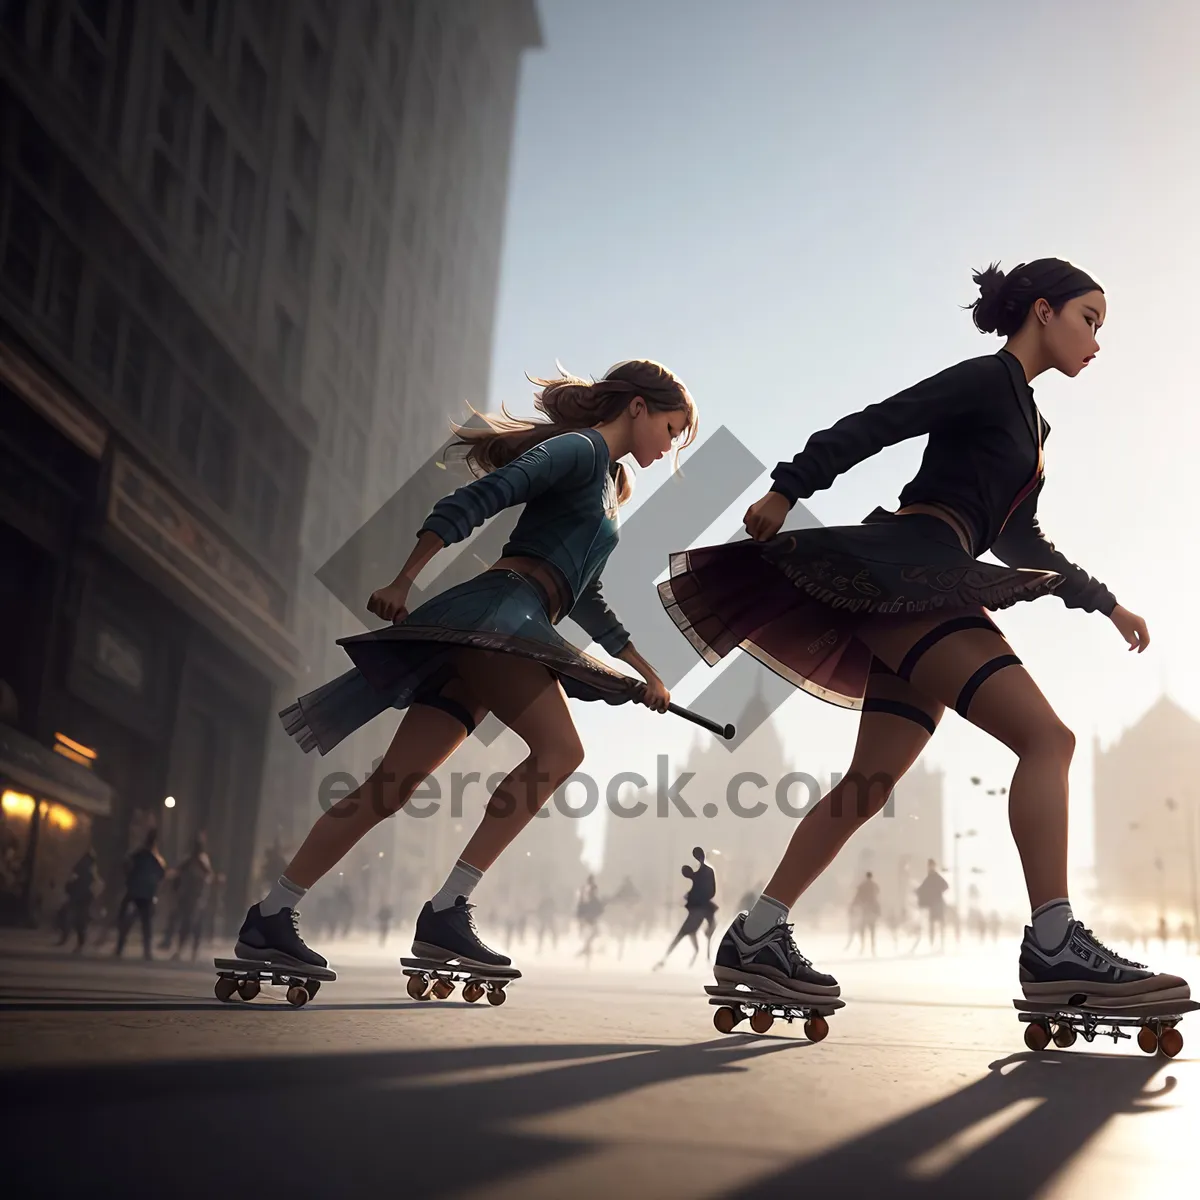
[665,701,735,740]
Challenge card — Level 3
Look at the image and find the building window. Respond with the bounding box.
[16,113,57,195]
[367,219,386,290]
[202,0,221,54]
[322,326,340,380]
[66,16,106,124]
[78,0,110,37]
[199,110,226,201]
[300,24,326,97]
[119,318,150,420]
[387,39,400,90]
[291,114,319,193]
[247,0,274,36]
[326,255,343,310]
[46,239,82,347]
[174,380,205,468]
[230,155,255,241]
[236,42,267,129]
[84,290,118,390]
[200,409,234,508]
[252,472,279,551]
[400,196,417,248]
[150,149,182,224]
[1,0,30,42]
[283,208,309,277]
[371,128,392,188]
[191,200,218,268]
[346,77,364,126]
[2,187,42,303]
[274,305,299,383]
[221,238,242,300]
[157,53,193,158]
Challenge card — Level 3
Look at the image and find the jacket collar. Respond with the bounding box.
[996,349,1040,448]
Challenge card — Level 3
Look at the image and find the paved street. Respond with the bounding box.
[1,930,1197,1199]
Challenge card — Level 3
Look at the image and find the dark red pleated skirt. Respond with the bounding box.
[657,509,1062,709]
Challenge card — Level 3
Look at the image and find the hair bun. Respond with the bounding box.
[970,262,1008,334]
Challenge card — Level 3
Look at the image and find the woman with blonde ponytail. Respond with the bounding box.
[233,360,697,976]
[663,258,1189,1013]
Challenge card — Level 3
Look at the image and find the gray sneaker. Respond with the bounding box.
[714,912,840,998]
[1019,919,1189,1006]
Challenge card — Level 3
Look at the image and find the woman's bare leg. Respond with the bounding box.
[284,686,487,888]
[760,666,944,907]
[450,649,584,871]
[857,613,1073,909]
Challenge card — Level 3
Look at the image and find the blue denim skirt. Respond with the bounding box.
[280,569,639,755]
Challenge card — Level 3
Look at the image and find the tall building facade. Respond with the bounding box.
[253,0,541,920]
[0,0,540,931]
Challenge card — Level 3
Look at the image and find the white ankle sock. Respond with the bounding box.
[1031,897,1073,949]
[743,894,790,941]
[431,860,483,912]
[260,875,306,917]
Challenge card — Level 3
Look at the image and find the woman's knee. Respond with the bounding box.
[1015,717,1075,764]
[835,762,905,822]
[534,732,585,780]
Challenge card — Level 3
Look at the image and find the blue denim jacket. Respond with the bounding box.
[418,429,630,654]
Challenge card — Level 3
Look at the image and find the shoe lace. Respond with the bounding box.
[1080,925,1146,970]
[459,902,500,955]
[288,909,305,940]
[779,923,813,969]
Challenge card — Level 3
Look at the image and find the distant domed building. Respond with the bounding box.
[1093,694,1200,923]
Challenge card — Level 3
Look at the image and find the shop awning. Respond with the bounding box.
[0,723,113,818]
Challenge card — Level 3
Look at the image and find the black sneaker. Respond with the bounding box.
[412,897,512,969]
[714,912,840,998]
[235,903,328,970]
[1020,919,1189,1006]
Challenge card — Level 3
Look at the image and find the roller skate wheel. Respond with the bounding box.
[1158,1027,1183,1058]
[406,974,430,1001]
[1024,1021,1051,1052]
[749,1009,774,1034]
[237,980,260,1001]
[713,1006,738,1034]
[431,979,455,1000]
[1052,1024,1076,1048]
[214,977,237,1002]
[462,982,485,1004]
[486,985,507,1006]
[804,1015,830,1043]
[1137,1026,1159,1054]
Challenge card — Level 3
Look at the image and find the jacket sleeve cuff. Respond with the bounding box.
[768,482,799,507]
[599,627,631,656]
[417,512,463,547]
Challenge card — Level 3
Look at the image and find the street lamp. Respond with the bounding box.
[1165,797,1199,944]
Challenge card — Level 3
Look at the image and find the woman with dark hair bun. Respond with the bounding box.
[663,259,1190,1009]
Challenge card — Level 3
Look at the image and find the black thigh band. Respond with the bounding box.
[862,698,937,736]
[896,616,999,682]
[954,654,1023,718]
[417,695,477,734]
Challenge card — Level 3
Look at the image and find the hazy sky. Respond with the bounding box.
[480,0,1200,903]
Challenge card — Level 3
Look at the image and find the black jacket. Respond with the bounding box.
[768,349,1116,614]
